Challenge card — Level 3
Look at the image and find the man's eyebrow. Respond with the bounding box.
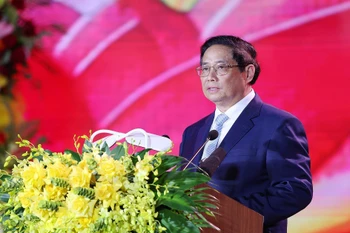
[201,60,229,65]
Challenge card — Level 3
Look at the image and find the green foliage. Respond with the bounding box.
[109,144,124,160]
[73,187,95,199]
[38,200,62,211]
[154,155,216,232]
[51,177,70,189]
[159,209,200,233]
[64,149,81,162]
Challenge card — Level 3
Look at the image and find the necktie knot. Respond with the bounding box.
[201,113,229,161]
[215,113,229,127]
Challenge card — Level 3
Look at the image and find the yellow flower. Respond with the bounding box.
[56,206,69,218]
[30,196,51,221]
[69,163,91,188]
[97,155,125,178]
[52,206,78,231]
[1,137,211,233]
[95,182,113,200]
[17,188,40,208]
[95,182,120,209]
[134,154,154,181]
[47,160,71,179]
[66,192,97,218]
[21,159,46,189]
[78,216,95,229]
[43,184,67,201]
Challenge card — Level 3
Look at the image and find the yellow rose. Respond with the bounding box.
[43,184,67,201]
[17,188,40,208]
[21,159,46,189]
[95,182,114,200]
[66,192,97,217]
[97,155,125,178]
[95,182,120,209]
[69,165,91,188]
[47,161,71,179]
[78,217,94,229]
[55,206,70,224]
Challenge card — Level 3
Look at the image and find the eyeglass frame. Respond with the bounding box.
[196,63,244,77]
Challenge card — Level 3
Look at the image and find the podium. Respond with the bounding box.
[202,185,263,233]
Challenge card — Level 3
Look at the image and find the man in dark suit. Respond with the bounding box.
[180,35,313,233]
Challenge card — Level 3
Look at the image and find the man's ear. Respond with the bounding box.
[245,64,255,83]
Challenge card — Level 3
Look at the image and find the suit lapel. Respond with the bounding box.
[220,95,263,153]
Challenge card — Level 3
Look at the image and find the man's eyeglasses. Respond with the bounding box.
[196,64,241,77]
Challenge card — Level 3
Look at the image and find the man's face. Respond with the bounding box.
[200,44,251,112]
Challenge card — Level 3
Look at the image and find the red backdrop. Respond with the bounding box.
[16,1,350,232]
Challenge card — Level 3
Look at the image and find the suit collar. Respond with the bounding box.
[219,94,263,154]
[192,94,263,165]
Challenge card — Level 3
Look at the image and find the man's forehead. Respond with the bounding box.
[201,59,234,65]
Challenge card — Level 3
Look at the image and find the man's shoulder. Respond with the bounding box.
[250,93,299,121]
[260,102,301,122]
[184,113,212,133]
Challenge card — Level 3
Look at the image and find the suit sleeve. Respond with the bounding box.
[179,127,189,158]
[235,117,313,226]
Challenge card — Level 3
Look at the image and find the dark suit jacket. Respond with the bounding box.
[180,94,313,233]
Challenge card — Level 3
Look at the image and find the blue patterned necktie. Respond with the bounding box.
[201,113,229,161]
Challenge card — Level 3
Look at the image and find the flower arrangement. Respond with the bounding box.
[0,134,217,233]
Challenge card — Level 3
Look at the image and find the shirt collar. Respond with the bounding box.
[214,89,255,119]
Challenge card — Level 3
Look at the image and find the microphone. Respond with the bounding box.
[199,147,226,177]
[182,130,218,170]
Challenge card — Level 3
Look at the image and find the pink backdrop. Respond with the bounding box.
[16,1,350,232]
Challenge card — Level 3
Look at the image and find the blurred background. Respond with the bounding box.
[0,0,349,232]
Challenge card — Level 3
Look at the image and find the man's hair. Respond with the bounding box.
[200,35,261,85]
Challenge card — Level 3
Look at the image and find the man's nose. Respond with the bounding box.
[207,67,217,80]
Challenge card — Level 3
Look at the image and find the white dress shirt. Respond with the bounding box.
[205,90,255,148]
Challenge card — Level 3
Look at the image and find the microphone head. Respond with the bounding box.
[208,130,219,140]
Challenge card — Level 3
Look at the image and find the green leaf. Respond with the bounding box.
[157,170,210,191]
[83,140,93,153]
[157,155,183,175]
[134,149,151,160]
[159,209,200,233]
[99,141,111,155]
[157,192,194,212]
[110,144,125,160]
[0,193,10,203]
[0,174,11,181]
[64,150,81,162]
